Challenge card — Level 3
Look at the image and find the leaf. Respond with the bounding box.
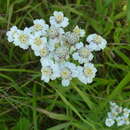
[13,118,30,130]
[106,62,130,71]
[55,88,83,120]
[47,122,70,130]
[100,72,130,110]
[0,123,8,130]
[36,108,72,121]
[72,83,95,110]
[0,68,39,74]
[109,72,130,99]
[127,0,130,22]
[114,48,130,66]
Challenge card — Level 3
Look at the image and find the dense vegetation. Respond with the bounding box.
[0,0,130,129]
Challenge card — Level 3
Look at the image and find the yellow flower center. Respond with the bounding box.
[84,67,93,76]
[61,68,71,79]
[55,15,63,23]
[34,24,43,31]
[79,47,90,58]
[34,37,42,46]
[12,30,17,35]
[124,118,129,122]
[40,48,48,57]
[19,34,28,43]
[73,26,80,34]
[42,67,52,75]
[55,47,69,62]
[55,42,61,48]
[93,35,102,44]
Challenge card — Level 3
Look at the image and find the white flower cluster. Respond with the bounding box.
[105,102,130,127]
[6,11,107,86]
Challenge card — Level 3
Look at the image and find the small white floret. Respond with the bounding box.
[59,62,77,86]
[30,32,47,51]
[40,58,60,82]
[31,19,49,35]
[87,34,107,51]
[73,25,85,37]
[105,118,115,127]
[77,63,97,84]
[72,42,93,64]
[50,11,69,28]
[13,27,31,49]
[6,26,18,42]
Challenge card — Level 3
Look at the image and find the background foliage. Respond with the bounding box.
[0,0,130,129]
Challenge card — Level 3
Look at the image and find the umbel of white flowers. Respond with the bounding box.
[6,11,107,86]
[105,102,130,127]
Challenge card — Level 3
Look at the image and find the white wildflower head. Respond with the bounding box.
[54,46,69,63]
[77,63,97,84]
[6,11,108,86]
[40,58,60,82]
[107,112,117,120]
[30,32,47,51]
[73,42,93,64]
[48,26,64,51]
[59,62,77,86]
[105,102,130,127]
[87,34,107,51]
[123,108,130,118]
[116,116,125,126]
[48,26,64,39]
[64,31,79,45]
[50,11,69,28]
[32,19,49,35]
[73,25,85,37]
[13,28,31,49]
[34,46,49,57]
[123,117,130,125]
[105,118,115,127]
[6,26,18,42]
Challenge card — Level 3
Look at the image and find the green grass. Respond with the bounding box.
[0,0,130,129]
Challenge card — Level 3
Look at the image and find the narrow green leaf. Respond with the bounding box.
[114,48,130,65]
[47,122,70,130]
[37,108,72,121]
[13,118,30,130]
[72,84,95,110]
[109,72,130,99]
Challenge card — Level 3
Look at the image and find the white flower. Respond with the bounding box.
[110,102,117,107]
[13,27,31,49]
[30,32,47,51]
[31,19,49,35]
[33,47,49,57]
[64,31,79,45]
[72,42,93,64]
[87,34,107,51]
[50,11,69,28]
[73,25,85,37]
[123,108,130,118]
[105,118,115,127]
[106,102,130,127]
[48,26,64,39]
[77,63,97,84]
[111,105,122,114]
[107,112,118,120]
[40,58,60,82]
[6,26,18,42]
[59,62,77,86]
[7,11,106,87]
[54,46,69,63]
[116,116,125,126]
[123,117,130,125]
[48,26,64,51]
